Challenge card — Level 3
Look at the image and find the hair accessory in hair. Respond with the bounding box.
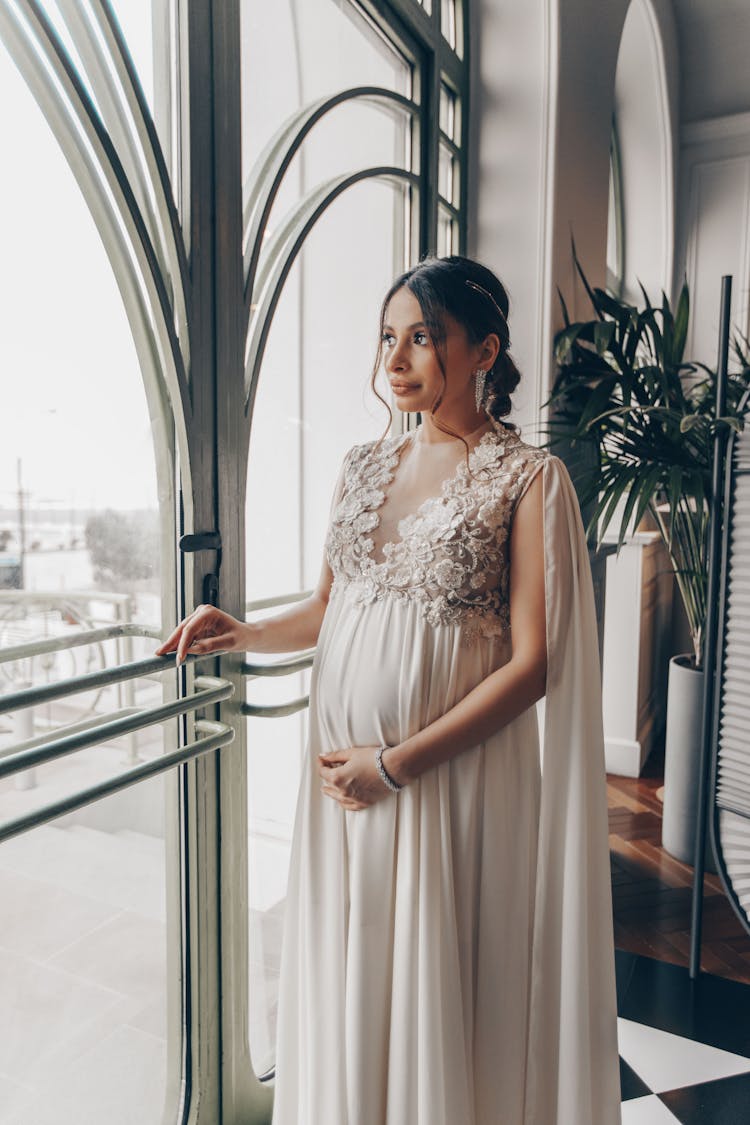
[465,280,508,326]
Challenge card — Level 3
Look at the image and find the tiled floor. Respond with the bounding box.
[616,948,750,1123]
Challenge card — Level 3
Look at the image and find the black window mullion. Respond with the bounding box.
[357,0,470,257]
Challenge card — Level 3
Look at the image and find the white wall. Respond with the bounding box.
[469,0,631,441]
[675,114,750,369]
[673,0,750,125]
[468,0,685,439]
[466,0,552,437]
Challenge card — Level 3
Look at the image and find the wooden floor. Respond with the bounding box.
[607,737,750,985]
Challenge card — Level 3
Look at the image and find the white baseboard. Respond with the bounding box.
[605,736,651,778]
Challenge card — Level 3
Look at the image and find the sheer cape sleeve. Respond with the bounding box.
[524,455,622,1125]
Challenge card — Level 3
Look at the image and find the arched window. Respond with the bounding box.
[607,0,675,304]
[238,0,470,1082]
[0,2,470,1120]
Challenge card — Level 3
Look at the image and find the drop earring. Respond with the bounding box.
[473,368,487,412]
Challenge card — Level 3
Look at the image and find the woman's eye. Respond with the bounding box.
[381,333,395,347]
[414,331,429,345]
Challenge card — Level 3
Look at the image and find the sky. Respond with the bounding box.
[0,2,160,514]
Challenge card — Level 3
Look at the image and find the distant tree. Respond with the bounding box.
[85,509,160,588]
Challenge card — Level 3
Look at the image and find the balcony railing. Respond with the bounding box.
[0,623,234,843]
[241,588,315,717]
[0,588,318,841]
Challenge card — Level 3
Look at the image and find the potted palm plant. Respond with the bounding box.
[545,245,750,866]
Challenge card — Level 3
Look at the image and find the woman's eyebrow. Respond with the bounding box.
[383,321,426,332]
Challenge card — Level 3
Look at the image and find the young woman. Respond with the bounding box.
[156,255,622,1125]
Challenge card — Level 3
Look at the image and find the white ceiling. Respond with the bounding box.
[672,0,750,123]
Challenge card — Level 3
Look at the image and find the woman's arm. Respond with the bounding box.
[382,466,547,786]
[154,552,335,662]
[242,552,333,653]
[155,451,349,662]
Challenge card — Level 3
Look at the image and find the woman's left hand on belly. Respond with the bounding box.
[317,746,406,811]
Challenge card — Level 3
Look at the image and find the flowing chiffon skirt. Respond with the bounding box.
[271,580,542,1125]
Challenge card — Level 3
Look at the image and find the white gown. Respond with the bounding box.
[270,421,622,1125]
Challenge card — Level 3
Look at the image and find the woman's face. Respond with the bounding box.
[381,286,480,415]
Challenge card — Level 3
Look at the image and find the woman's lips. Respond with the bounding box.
[391,383,420,394]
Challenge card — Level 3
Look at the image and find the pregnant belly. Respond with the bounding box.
[311,588,502,750]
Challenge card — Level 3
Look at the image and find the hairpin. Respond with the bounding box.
[466,280,508,326]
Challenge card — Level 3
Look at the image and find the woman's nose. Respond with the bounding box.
[386,341,408,372]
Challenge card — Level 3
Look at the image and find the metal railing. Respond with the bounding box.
[241,589,315,718]
[0,718,233,845]
[0,622,161,665]
[0,623,234,843]
[0,588,319,840]
[0,674,232,778]
[0,595,163,747]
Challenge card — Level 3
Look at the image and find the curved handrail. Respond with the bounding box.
[0,649,201,715]
[241,697,309,719]
[0,675,233,777]
[241,652,314,677]
[0,718,234,845]
[0,623,161,664]
[246,589,312,612]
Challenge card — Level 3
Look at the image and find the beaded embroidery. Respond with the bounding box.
[325,424,549,645]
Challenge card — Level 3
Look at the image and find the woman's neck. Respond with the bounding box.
[416,413,495,445]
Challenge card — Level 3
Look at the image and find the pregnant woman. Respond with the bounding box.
[156,254,622,1125]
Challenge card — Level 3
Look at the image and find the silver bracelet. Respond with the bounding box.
[375,745,403,792]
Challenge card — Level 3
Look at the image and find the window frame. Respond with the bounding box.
[0,2,472,1122]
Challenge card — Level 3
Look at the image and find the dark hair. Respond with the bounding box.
[369,254,522,466]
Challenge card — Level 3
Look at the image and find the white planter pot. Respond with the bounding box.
[662,655,717,872]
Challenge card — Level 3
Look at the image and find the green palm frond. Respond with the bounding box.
[544,249,750,667]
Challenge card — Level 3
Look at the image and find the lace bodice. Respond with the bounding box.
[325,422,549,645]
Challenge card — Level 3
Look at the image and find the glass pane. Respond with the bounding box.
[437,204,458,256]
[241,0,413,220]
[28,2,165,143]
[441,0,457,51]
[245,178,409,1075]
[439,82,456,141]
[11,3,180,232]
[439,140,458,205]
[440,0,463,56]
[0,779,174,1125]
[246,666,308,1077]
[0,28,179,1125]
[107,1,158,112]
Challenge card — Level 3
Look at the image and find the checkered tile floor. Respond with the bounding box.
[616,950,750,1123]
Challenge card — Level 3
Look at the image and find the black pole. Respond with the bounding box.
[689,275,732,978]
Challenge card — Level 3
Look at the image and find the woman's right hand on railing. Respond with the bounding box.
[155,605,248,665]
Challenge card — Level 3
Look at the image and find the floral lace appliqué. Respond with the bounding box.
[325,426,548,646]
